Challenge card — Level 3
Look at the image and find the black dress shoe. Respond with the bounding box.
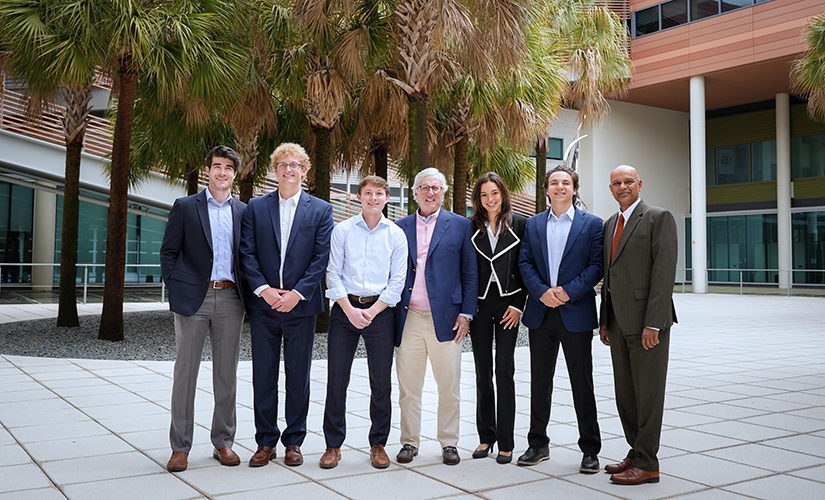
[517,446,550,466]
[496,452,512,464]
[442,446,460,465]
[397,443,418,464]
[580,452,599,473]
[472,444,494,459]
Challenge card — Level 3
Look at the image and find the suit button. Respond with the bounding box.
[405,306,408,310]
[408,288,413,291]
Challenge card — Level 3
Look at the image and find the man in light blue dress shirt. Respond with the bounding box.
[517,166,604,472]
[319,176,407,470]
[160,145,247,472]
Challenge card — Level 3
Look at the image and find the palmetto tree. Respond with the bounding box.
[0,0,103,328]
[793,13,825,123]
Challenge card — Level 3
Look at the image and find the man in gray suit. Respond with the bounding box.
[161,145,247,472]
[599,165,677,485]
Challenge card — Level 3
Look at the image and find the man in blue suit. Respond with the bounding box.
[517,166,604,473]
[239,143,333,468]
[160,145,247,472]
[394,167,478,466]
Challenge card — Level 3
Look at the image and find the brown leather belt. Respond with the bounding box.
[348,294,379,304]
[208,281,236,289]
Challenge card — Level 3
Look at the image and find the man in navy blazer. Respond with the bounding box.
[517,166,604,473]
[394,168,478,466]
[239,143,333,468]
[160,145,247,472]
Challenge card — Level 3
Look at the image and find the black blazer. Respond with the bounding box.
[160,190,247,317]
[471,213,527,312]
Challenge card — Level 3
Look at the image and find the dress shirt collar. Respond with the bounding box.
[548,204,575,223]
[205,186,232,206]
[355,212,391,231]
[620,197,642,221]
[279,189,301,207]
[416,207,440,224]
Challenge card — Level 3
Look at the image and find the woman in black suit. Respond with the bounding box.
[469,172,527,464]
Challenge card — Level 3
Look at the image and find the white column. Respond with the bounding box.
[776,93,792,289]
[32,186,57,290]
[690,76,707,293]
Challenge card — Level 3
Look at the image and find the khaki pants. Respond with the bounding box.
[396,308,462,448]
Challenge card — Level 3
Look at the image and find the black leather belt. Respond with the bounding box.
[208,281,236,289]
[348,294,379,304]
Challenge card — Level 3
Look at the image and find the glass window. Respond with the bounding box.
[55,195,109,283]
[0,181,34,283]
[721,0,752,12]
[751,140,776,182]
[547,138,564,160]
[792,211,825,285]
[662,0,688,30]
[715,144,749,184]
[706,148,715,186]
[706,213,778,284]
[690,0,719,21]
[635,6,660,37]
[791,133,825,179]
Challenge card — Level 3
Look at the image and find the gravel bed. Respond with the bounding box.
[1,311,530,361]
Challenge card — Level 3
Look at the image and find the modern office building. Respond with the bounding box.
[578,0,825,290]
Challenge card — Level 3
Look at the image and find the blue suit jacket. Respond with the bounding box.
[519,207,604,332]
[239,189,333,316]
[160,190,247,317]
[394,209,478,346]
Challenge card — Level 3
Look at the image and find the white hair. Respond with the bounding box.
[412,167,448,204]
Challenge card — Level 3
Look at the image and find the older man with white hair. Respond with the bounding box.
[393,167,478,466]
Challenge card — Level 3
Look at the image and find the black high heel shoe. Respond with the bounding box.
[496,451,513,464]
[472,444,494,459]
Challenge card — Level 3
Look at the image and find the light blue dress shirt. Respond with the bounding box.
[325,213,408,306]
[205,188,235,282]
[546,205,575,288]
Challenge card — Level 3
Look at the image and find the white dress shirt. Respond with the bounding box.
[253,189,304,298]
[325,213,408,306]
[546,205,575,288]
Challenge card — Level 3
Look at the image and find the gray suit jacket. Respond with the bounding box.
[600,200,678,335]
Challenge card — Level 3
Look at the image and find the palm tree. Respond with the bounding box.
[793,13,825,123]
[0,0,103,328]
[96,0,244,341]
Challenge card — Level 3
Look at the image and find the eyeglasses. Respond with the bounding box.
[276,162,302,170]
[417,185,443,194]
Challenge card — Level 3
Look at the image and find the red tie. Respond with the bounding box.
[611,214,624,263]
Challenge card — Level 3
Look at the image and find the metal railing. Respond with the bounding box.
[0,263,166,304]
[676,268,825,296]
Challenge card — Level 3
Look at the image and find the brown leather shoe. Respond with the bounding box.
[396,444,417,464]
[605,457,633,474]
[442,446,460,465]
[319,448,341,469]
[249,445,276,467]
[167,451,188,472]
[213,447,241,466]
[284,444,303,466]
[610,466,660,485]
[370,445,390,469]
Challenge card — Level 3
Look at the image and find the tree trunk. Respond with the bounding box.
[407,94,428,214]
[313,126,332,333]
[372,140,388,216]
[313,126,331,202]
[234,122,261,203]
[186,163,199,195]
[239,174,254,203]
[99,61,138,342]
[535,139,547,214]
[452,136,469,215]
[56,138,83,327]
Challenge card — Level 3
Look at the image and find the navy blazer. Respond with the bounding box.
[519,207,604,332]
[239,189,333,317]
[160,190,247,317]
[394,209,478,346]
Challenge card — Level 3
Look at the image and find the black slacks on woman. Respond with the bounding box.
[470,289,519,452]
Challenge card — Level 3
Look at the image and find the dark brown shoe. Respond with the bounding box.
[284,444,303,466]
[396,444,417,464]
[442,446,460,465]
[319,448,341,469]
[370,445,390,469]
[610,466,660,485]
[605,457,633,474]
[213,447,241,466]
[249,445,276,467]
[167,451,188,472]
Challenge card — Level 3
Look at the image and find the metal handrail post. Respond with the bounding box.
[788,270,791,297]
[83,266,89,304]
[739,269,743,295]
[161,280,165,303]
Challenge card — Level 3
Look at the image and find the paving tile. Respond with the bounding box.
[320,468,461,500]
[788,463,825,484]
[740,413,825,433]
[0,487,68,500]
[9,420,110,444]
[659,453,770,487]
[413,457,547,492]
[687,420,793,443]
[62,473,202,500]
[1,407,90,429]
[483,477,622,500]
[24,434,135,462]
[724,473,824,500]
[39,451,162,485]
[0,443,33,466]
[171,461,307,496]
[761,433,825,458]
[660,428,746,453]
[0,463,54,493]
[705,443,825,473]
[217,480,345,500]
